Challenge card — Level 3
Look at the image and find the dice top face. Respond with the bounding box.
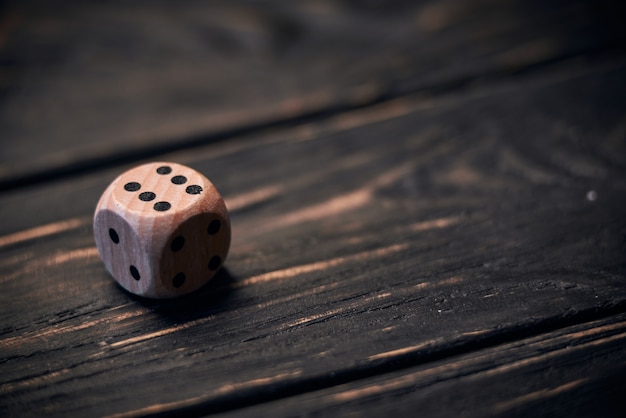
[93,162,231,299]
[110,163,211,216]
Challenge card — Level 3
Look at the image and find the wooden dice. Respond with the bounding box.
[93,162,230,299]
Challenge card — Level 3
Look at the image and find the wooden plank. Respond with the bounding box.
[220,313,626,418]
[1,0,624,187]
[1,60,626,416]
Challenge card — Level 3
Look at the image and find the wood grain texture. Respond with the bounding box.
[0,0,624,188]
[221,314,626,418]
[1,50,625,416]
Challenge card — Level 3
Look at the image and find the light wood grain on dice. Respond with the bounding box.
[93,162,231,299]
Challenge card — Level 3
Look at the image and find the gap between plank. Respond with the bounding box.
[107,301,626,418]
[0,43,623,193]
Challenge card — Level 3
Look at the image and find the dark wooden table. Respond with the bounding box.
[1,1,626,416]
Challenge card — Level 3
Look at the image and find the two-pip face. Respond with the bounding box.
[93,162,231,299]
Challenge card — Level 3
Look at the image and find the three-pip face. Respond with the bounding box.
[94,162,231,299]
